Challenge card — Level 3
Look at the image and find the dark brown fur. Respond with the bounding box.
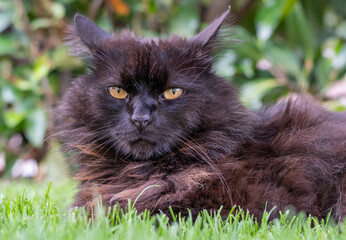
[54,10,346,221]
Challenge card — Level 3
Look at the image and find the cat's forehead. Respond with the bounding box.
[110,34,187,62]
[106,35,189,89]
[71,11,229,89]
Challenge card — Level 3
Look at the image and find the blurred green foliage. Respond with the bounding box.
[220,0,346,110]
[0,0,345,178]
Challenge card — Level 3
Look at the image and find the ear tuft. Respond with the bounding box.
[189,7,230,47]
[65,13,111,59]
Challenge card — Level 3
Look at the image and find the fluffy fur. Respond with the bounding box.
[55,10,346,221]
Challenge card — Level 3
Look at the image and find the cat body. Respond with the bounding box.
[55,10,346,220]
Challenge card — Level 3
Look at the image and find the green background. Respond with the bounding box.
[0,0,345,179]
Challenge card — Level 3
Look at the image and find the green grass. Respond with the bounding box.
[1,180,346,239]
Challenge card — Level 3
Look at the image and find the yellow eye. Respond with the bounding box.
[108,87,128,99]
[163,88,183,100]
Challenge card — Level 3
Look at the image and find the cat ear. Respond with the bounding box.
[189,7,230,48]
[65,13,111,59]
[74,14,111,47]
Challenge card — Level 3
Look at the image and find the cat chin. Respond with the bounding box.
[129,149,156,161]
[126,139,158,160]
[124,138,174,161]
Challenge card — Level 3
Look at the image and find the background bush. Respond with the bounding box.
[0,0,345,179]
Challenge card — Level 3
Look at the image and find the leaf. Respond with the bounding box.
[31,18,57,30]
[285,2,317,60]
[332,44,346,70]
[282,0,298,17]
[1,86,16,103]
[255,0,296,41]
[0,0,14,33]
[168,1,199,38]
[314,58,332,90]
[0,11,13,33]
[13,78,35,91]
[240,78,281,109]
[239,58,255,79]
[24,108,47,147]
[51,47,82,70]
[3,110,27,128]
[50,2,65,19]
[264,44,301,77]
[214,51,237,78]
[31,55,52,84]
[336,21,346,40]
[233,26,262,61]
[0,35,18,55]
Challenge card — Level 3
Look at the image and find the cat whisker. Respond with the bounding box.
[184,66,210,89]
[175,134,233,205]
[174,55,210,70]
[149,60,157,77]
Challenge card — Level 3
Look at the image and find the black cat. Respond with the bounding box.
[55,9,346,221]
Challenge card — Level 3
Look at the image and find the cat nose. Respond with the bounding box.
[131,114,151,130]
[130,95,157,130]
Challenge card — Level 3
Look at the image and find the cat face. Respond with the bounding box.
[83,39,211,160]
[61,10,231,160]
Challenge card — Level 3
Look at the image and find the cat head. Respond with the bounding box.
[58,8,248,161]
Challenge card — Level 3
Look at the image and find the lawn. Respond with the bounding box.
[1,180,346,239]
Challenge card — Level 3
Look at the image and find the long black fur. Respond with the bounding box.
[54,10,346,221]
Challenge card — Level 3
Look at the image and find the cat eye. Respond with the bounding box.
[108,87,128,99]
[163,88,183,100]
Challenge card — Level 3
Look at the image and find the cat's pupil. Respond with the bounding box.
[172,89,176,95]
[116,88,121,93]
